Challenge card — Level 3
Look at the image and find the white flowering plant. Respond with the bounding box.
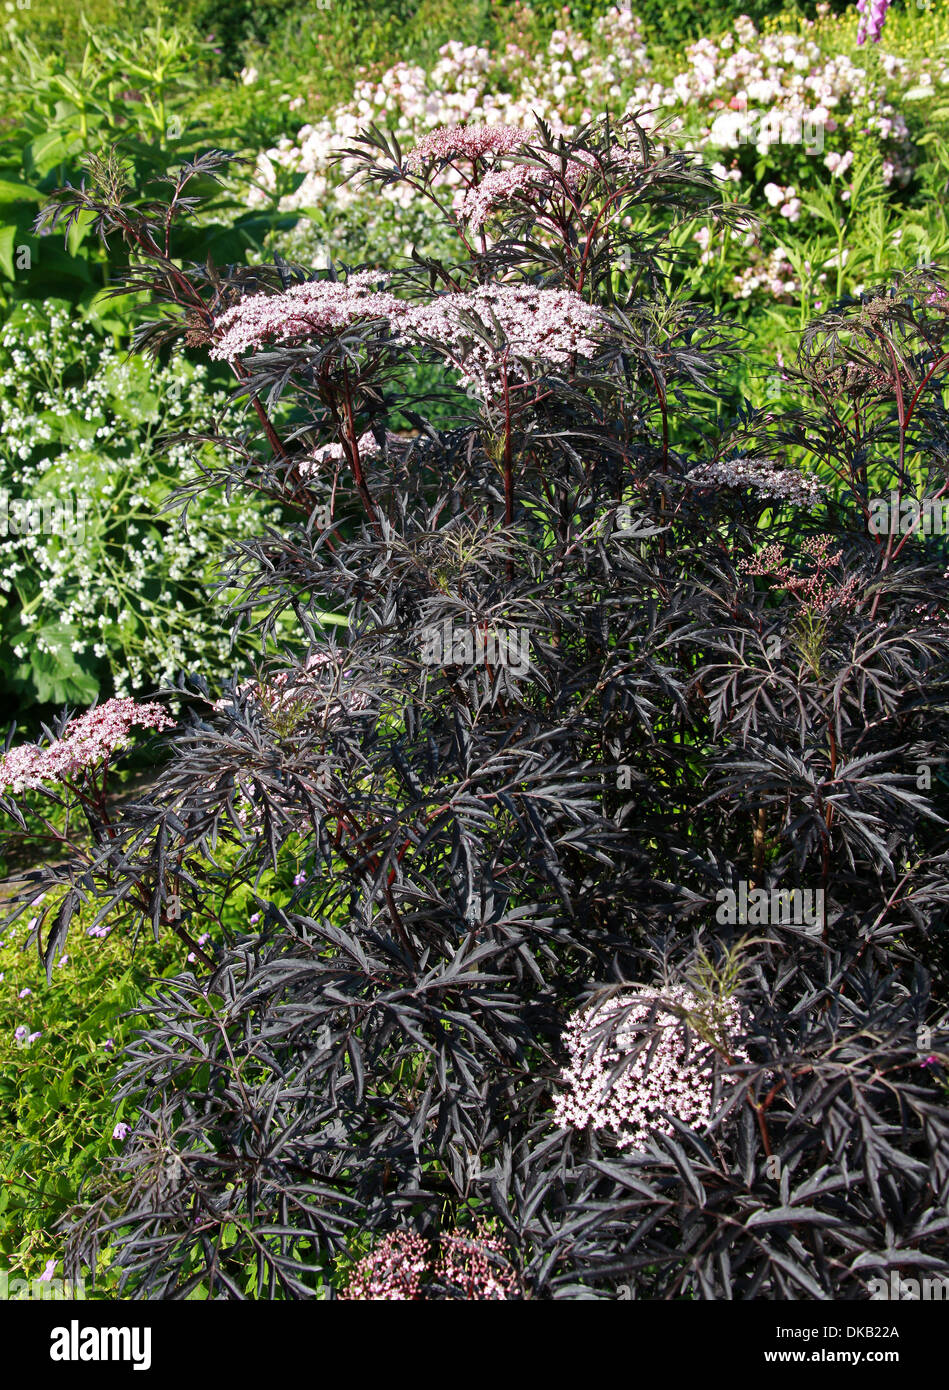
[0,299,279,709]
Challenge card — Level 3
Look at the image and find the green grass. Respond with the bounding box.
[0,899,181,1295]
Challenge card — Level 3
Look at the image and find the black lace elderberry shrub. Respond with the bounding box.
[22,122,949,1298]
[524,942,949,1299]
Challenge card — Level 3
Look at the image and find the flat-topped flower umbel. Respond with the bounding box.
[209,271,401,362]
[392,283,604,394]
[0,698,172,792]
[554,985,747,1151]
[402,123,527,171]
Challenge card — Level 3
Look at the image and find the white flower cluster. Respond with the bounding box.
[688,457,828,506]
[553,984,746,1151]
[248,9,652,217]
[680,17,918,181]
[0,303,277,697]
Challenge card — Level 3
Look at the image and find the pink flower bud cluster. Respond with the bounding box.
[553,984,746,1151]
[688,457,828,507]
[209,271,401,362]
[0,699,173,792]
[433,1227,520,1300]
[341,1223,520,1299]
[740,534,862,614]
[392,284,604,395]
[341,1231,430,1299]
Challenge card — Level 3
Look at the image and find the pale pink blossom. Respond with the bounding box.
[0,699,173,792]
[403,123,527,170]
[393,283,604,395]
[210,272,401,361]
[455,144,643,229]
[553,984,746,1151]
[298,429,387,478]
[688,457,827,506]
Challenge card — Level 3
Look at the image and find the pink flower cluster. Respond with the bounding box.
[730,244,800,301]
[455,164,540,230]
[741,534,862,613]
[433,1227,521,1300]
[393,283,604,395]
[762,180,802,222]
[210,272,401,361]
[298,429,385,478]
[403,122,527,170]
[455,143,643,230]
[214,650,370,719]
[0,698,173,792]
[341,1224,520,1299]
[688,457,828,507]
[553,984,746,1151]
[341,1232,430,1300]
[856,0,892,46]
[213,269,604,392]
